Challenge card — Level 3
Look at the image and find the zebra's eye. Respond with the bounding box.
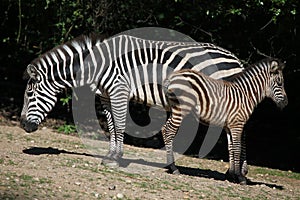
[276,77,283,87]
[29,78,40,84]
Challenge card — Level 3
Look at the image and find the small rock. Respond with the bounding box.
[42,127,47,130]
[116,193,124,199]
[75,182,81,186]
[125,179,132,184]
[33,177,40,182]
[11,121,18,125]
[108,185,116,190]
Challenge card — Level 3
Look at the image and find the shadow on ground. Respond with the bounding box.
[23,146,283,190]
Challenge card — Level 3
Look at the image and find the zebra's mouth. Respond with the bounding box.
[277,96,288,110]
[20,116,38,133]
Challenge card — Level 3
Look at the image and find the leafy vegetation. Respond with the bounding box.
[0,0,297,64]
[57,123,77,134]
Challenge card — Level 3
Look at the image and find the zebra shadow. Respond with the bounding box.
[22,147,283,190]
[174,166,283,189]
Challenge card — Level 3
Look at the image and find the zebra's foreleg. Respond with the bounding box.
[230,126,247,185]
[110,94,129,163]
[225,130,236,181]
[101,109,120,167]
[240,131,248,177]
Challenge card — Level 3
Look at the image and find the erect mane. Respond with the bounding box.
[23,33,107,80]
[225,58,283,81]
[23,33,106,79]
[34,33,106,64]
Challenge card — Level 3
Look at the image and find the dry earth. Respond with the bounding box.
[1,125,300,199]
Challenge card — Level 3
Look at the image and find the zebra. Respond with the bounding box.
[20,33,244,167]
[163,58,288,184]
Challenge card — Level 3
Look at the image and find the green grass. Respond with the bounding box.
[252,167,300,180]
[57,124,77,134]
[6,133,13,141]
[20,174,34,181]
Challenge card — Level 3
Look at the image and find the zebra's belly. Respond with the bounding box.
[129,86,167,108]
[196,104,228,127]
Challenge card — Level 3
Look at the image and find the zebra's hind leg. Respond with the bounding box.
[161,108,183,174]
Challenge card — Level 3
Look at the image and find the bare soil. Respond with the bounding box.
[1,124,300,199]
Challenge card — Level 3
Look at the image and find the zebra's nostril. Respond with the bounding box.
[20,118,38,133]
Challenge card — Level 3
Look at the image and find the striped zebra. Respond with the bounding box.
[163,58,288,184]
[20,33,244,167]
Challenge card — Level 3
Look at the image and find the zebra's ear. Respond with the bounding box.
[270,60,284,73]
[26,64,41,81]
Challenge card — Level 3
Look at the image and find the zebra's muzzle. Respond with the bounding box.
[20,116,38,133]
[277,96,288,110]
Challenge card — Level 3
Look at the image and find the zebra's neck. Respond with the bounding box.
[232,64,269,109]
[32,35,103,89]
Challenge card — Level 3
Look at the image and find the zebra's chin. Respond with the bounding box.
[277,97,288,110]
[20,117,38,133]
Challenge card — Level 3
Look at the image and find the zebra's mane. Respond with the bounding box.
[23,33,106,79]
[34,33,106,64]
[226,58,283,81]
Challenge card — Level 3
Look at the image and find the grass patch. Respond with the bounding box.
[252,167,300,180]
[6,133,13,141]
[20,174,34,181]
[8,160,16,165]
[57,124,77,135]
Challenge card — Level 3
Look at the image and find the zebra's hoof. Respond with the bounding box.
[225,170,235,182]
[238,176,247,185]
[172,169,180,175]
[166,163,180,174]
[101,158,119,168]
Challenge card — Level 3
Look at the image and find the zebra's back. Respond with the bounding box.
[164,69,239,125]
[96,35,243,108]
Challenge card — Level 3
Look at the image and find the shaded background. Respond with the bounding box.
[0,0,298,171]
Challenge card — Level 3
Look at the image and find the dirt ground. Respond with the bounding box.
[1,124,300,199]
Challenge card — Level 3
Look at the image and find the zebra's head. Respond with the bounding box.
[266,60,288,109]
[20,64,59,132]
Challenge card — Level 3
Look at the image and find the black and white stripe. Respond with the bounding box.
[20,34,244,164]
[163,58,288,184]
